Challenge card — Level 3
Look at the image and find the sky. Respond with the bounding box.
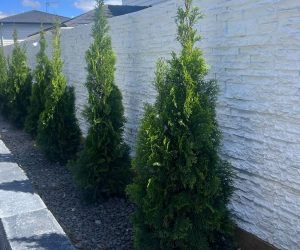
[0,0,122,18]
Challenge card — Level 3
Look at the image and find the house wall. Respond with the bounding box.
[122,0,167,6]
[3,1,300,249]
[0,23,53,46]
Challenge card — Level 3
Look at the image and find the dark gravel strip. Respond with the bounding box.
[0,115,134,250]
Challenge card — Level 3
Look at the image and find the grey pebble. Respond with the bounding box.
[0,115,135,250]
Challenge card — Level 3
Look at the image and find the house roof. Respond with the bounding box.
[28,5,149,37]
[63,5,149,27]
[0,10,69,24]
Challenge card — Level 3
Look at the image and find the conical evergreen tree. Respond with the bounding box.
[6,30,32,127]
[0,37,8,113]
[37,23,81,164]
[25,29,51,137]
[127,1,235,249]
[70,0,130,200]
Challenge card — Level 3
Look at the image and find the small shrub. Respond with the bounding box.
[37,23,81,164]
[25,30,51,137]
[6,30,32,127]
[127,0,235,249]
[38,86,81,164]
[70,0,131,201]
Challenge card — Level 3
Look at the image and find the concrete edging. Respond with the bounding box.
[0,140,74,250]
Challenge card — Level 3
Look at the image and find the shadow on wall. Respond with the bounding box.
[10,233,74,250]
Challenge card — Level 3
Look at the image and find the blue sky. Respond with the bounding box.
[0,0,122,18]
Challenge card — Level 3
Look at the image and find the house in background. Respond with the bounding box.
[0,10,69,46]
[62,5,148,27]
[28,5,149,37]
[122,0,166,5]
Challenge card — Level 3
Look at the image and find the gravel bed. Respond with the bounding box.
[0,115,134,250]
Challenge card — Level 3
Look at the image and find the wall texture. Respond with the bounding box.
[3,1,300,249]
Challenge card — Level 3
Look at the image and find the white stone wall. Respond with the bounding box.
[4,1,300,249]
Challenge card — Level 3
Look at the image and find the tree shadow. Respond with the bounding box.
[10,233,74,250]
[0,153,15,162]
[0,180,34,194]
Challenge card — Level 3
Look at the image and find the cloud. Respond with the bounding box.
[74,0,122,11]
[105,0,122,4]
[74,0,95,11]
[22,0,41,9]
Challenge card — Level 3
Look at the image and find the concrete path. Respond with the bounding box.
[0,140,74,250]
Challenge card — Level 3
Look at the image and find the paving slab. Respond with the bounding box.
[0,141,11,155]
[0,162,46,219]
[2,209,74,250]
[0,139,75,250]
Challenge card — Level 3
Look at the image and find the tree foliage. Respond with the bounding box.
[0,37,8,113]
[70,0,131,200]
[37,23,81,164]
[127,0,235,249]
[6,30,32,127]
[25,29,51,137]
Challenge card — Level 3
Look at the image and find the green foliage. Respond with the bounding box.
[127,0,235,249]
[38,86,81,164]
[25,30,51,137]
[37,23,81,164]
[0,38,8,113]
[70,0,131,200]
[6,30,32,127]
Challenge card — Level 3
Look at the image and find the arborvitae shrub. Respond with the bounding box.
[127,0,235,249]
[6,30,32,127]
[0,40,8,113]
[25,30,51,137]
[70,0,131,201]
[37,23,81,165]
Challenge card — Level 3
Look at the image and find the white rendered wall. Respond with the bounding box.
[4,1,300,249]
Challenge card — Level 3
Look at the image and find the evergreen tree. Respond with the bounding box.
[37,23,81,164]
[6,30,32,127]
[0,37,8,113]
[127,0,235,249]
[70,0,130,200]
[25,29,51,137]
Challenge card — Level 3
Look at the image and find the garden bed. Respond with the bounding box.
[0,114,134,250]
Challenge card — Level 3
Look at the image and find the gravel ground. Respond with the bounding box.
[0,115,134,250]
